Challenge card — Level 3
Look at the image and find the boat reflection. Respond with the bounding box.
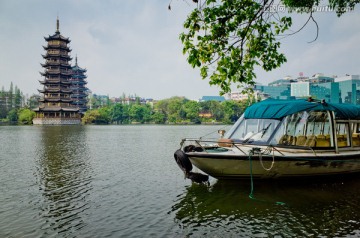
[171,178,360,237]
[35,126,93,235]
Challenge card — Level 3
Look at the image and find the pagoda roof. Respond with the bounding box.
[72,56,87,72]
[38,88,72,93]
[33,106,79,112]
[72,66,87,72]
[44,33,71,43]
[39,79,72,84]
[42,53,72,60]
[43,45,71,52]
[39,98,73,102]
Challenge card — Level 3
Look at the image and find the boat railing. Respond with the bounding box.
[181,137,320,156]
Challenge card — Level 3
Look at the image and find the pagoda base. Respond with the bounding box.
[33,118,81,125]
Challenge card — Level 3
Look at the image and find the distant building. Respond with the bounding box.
[335,75,360,104]
[254,76,295,100]
[199,96,226,102]
[228,92,249,101]
[254,84,291,99]
[199,112,212,118]
[268,78,297,87]
[291,81,340,103]
[309,73,334,84]
[33,18,81,125]
[291,82,310,97]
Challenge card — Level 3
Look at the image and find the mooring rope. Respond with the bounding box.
[248,148,285,205]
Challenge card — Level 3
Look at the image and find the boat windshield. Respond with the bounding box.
[225,116,281,144]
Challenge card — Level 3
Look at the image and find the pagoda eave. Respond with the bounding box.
[44,35,71,43]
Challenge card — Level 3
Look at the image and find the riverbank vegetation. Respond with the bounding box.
[1,83,253,125]
[0,83,37,124]
[82,96,252,125]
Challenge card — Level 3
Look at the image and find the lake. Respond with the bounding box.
[1,125,360,237]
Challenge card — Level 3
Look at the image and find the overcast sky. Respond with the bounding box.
[0,1,359,100]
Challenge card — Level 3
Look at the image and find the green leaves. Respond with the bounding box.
[181,0,293,94]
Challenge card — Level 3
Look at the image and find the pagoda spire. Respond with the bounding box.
[56,16,60,33]
[75,55,78,66]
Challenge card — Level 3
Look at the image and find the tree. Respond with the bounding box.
[0,87,6,118]
[9,82,13,109]
[97,107,111,124]
[82,107,111,124]
[18,108,35,124]
[179,0,356,94]
[222,100,245,123]
[182,100,200,122]
[82,110,100,124]
[151,111,166,124]
[7,108,18,122]
[129,104,152,123]
[27,94,40,109]
[167,97,187,123]
[110,103,124,124]
[14,86,22,109]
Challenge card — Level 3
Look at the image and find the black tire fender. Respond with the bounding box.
[174,149,192,173]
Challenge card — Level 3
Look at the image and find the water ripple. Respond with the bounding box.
[2,125,360,237]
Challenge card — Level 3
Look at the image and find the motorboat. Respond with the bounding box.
[174,98,360,180]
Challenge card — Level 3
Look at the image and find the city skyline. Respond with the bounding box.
[0,1,360,100]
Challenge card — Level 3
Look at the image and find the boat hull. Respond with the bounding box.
[188,153,360,179]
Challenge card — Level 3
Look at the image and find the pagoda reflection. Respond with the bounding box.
[35,126,92,234]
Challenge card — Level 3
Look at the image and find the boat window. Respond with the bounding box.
[272,111,333,147]
[351,122,360,147]
[336,123,350,148]
[227,118,280,143]
[224,115,244,138]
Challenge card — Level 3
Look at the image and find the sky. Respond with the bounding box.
[0,0,359,100]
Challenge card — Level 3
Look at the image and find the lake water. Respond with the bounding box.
[1,125,360,237]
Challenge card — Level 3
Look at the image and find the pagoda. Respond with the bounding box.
[70,56,88,115]
[33,18,81,125]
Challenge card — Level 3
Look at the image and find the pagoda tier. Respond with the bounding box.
[71,89,88,94]
[40,70,72,77]
[71,93,88,97]
[33,18,80,125]
[34,106,78,111]
[43,45,72,52]
[38,88,72,93]
[70,80,88,85]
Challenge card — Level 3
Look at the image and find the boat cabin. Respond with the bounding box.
[224,99,360,151]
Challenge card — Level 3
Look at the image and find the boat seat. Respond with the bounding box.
[278,134,295,145]
[295,135,307,146]
[337,134,348,147]
[316,135,330,147]
[306,135,317,147]
[352,133,360,147]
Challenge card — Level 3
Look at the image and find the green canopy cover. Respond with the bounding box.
[244,99,360,120]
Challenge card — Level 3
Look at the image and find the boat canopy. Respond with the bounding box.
[244,99,360,120]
